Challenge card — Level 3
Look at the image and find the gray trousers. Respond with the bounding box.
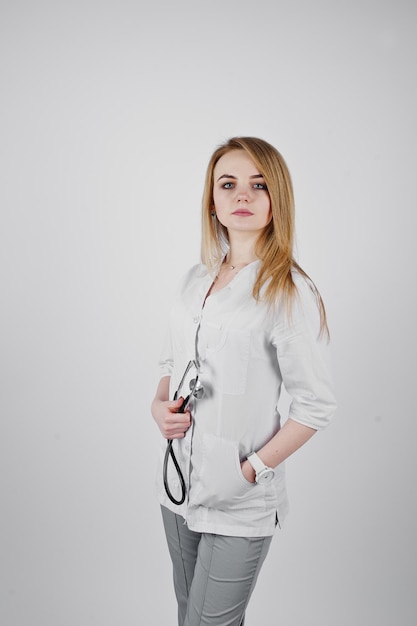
[161,506,273,626]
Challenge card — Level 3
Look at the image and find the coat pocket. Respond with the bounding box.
[189,434,274,512]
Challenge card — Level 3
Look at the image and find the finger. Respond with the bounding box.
[164,416,191,437]
[167,397,186,412]
[165,419,191,436]
[165,410,191,425]
[163,428,188,439]
[167,431,187,440]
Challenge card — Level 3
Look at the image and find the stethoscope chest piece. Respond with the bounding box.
[189,378,204,400]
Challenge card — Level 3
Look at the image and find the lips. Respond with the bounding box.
[232,210,254,216]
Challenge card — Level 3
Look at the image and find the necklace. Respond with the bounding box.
[213,257,254,286]
[224,257,255,271]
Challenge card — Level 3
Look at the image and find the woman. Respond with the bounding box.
[151,137,337,626]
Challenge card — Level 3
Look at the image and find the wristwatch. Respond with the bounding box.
[246,452,275,484]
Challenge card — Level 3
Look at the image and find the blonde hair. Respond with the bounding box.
[201,136,329,338]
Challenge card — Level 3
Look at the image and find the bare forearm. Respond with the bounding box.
[241,418,317,482]
[152,376,170,406]
[259,418,316,466]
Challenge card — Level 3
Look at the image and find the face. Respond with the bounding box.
[212,150,272,236]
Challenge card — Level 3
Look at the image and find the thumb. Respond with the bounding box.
[174,395,190,413]
[172,396,185,409]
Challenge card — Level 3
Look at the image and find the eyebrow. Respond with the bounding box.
[216,173,264,182]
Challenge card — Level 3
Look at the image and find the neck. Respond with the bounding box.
[225,234,258,267]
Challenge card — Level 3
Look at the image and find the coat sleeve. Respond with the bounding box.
[158,326,174,379]
[271,275,337,430]
[157,263,204,381]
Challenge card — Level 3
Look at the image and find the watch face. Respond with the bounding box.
[257,469,274,484]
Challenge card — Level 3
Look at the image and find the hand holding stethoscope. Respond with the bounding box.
[163,360,204,505]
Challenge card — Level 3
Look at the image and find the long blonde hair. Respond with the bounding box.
[201,136,329,338]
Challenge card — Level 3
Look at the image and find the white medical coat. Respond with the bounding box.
[156,261,337,537]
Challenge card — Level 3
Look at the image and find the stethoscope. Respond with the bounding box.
[163,360,204,505]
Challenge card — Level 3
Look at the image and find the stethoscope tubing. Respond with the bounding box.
[163,394,189,506]
[163,361,203,506]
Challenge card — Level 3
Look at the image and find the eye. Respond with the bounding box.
[253,182,268,190]
[222,182,234,189]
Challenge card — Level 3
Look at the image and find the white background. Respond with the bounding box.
[1,1,416,624]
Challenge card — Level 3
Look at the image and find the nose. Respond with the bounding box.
[236,188,250,202]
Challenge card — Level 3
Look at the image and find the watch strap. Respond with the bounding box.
[246,452,268,474]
